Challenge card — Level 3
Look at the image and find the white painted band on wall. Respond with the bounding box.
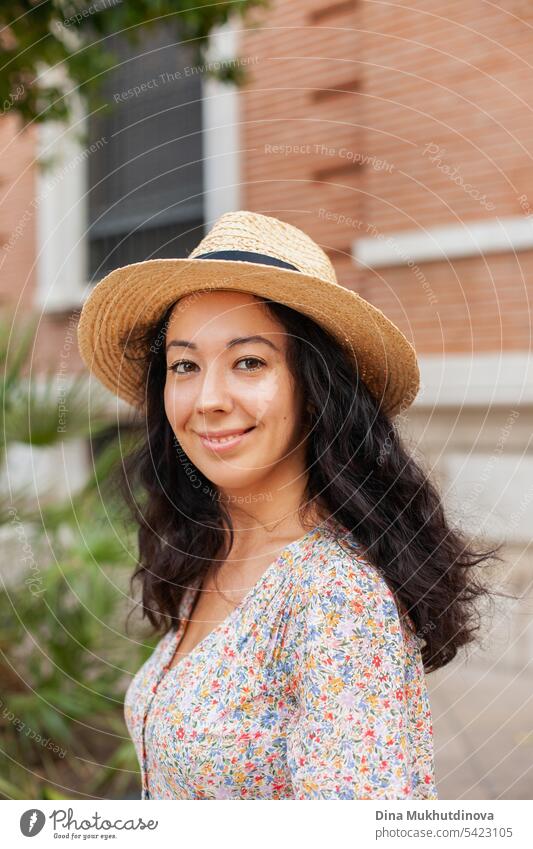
[201,20,241,224]
[353,216,533,268]
[414,353,533,407]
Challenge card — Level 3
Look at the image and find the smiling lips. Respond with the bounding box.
[197,426,256,452]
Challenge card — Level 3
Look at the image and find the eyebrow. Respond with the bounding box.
[165,335,280,354]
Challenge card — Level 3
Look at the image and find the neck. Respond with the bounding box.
[216,458,327,553]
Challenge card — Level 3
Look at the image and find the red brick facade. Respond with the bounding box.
[1,1,531,362]
[240,0,533,353]
[0,116,37,310]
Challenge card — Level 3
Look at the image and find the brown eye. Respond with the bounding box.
[168,360,198,375]
[235,357,265,372]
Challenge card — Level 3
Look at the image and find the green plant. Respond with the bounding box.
[0,507,155,800]
[1,310,151,798]
[0,310,112,523]
[0,0,270,129]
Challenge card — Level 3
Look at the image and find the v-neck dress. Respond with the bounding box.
[124,517,437,800]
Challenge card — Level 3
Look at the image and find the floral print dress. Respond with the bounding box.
[124,517,437,800]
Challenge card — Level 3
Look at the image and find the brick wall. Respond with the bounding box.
[2,3,532,362]
[0,115,37,311]
[0,114,85,371]
[240,0,533,353]
[240,0,366,290]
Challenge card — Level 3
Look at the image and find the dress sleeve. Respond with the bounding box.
[285,556,426,799]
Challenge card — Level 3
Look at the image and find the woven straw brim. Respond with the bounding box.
[77,257,420,418]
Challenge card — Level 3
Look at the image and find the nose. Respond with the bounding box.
[195,359,233,415]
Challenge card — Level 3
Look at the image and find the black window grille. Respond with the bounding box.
[87,23,204,282]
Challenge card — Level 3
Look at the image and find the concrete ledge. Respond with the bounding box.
[414,353,533,407]
[353,216,533,268]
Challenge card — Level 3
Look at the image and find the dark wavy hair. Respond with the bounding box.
[118,295,506,673]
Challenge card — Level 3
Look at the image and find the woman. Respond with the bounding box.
[77,210,500,800]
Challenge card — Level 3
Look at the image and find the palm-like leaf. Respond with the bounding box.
[3,372,110,447]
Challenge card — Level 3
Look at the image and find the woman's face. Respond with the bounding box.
[163,290,308,494]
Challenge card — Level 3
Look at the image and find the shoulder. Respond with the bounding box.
[289,525,412,645]
[294,525,395,609]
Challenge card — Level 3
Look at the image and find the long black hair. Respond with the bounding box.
[119,295,505,672]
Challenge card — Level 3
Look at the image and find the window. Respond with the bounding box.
[87,23,204,281]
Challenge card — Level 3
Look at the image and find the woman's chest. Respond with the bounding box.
[132,628,298,798]
[123,564,305,797]
[125,587,297,739]
[169,583,243,666]
[169,549,294,668]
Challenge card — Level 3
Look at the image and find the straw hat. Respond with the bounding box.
[77,210,419,417]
